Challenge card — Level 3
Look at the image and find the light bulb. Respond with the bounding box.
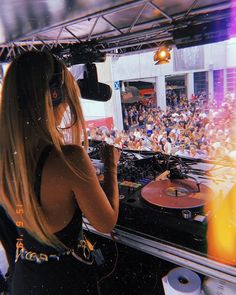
[159,50,167,58]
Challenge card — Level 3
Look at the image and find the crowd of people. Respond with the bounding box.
[88,92,236,161]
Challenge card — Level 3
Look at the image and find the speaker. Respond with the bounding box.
[173,18,230,49]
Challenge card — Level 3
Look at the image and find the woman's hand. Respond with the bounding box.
[100,143,121,171]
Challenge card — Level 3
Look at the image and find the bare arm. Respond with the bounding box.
[65,145,120,233]
[102,170,119,221]
[100,143,120,224]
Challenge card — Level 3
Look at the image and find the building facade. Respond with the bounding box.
[89,38,236,130]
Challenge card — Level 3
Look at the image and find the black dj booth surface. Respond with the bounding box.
[85,231,179,295]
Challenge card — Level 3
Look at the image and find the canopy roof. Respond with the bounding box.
[0,0,233,61]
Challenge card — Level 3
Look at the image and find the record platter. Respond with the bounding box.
[141,179,212,209]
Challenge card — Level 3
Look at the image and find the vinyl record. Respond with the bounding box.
[141,179,211,209]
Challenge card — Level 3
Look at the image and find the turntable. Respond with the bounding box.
[89,147,212,250]
[117,169,211,251]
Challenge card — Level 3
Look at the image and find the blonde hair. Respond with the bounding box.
[0,51,88,250]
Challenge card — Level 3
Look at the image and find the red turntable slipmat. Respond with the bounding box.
[141,179,211,209]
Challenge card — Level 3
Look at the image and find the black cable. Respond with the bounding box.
[166,155,190,180]
[82,220,119,295]
[96,232,119,295]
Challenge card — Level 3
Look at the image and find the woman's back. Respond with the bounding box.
[11,145,97,295]
[35,145,81,233]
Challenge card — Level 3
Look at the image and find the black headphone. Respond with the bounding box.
[49,55,64,106]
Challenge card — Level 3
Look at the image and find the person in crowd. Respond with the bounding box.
[114,135,123,149]
[141,135,152,151]
[146,119,153,136]
[95,128,103,141]
[198,143,209,159]
[138,113,145,127]
[163,137,172,154]
[0,50,120,294]
[175,143,188,157]
[104,131,114,145]
[133,128,141,140]
[123,118,130,131]
[188,144,199,158]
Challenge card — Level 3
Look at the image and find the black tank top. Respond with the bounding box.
[19,145,82,254]
[12,146,98,295]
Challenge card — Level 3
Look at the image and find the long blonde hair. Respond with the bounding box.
[0,51,88,250]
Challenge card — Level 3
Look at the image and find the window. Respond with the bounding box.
[213,70,224,103]
[226,68,236,94]
[194,71,208,95]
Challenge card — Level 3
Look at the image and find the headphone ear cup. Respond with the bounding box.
[50,84,63,106]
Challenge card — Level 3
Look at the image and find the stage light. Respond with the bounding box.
[154,46,171,65]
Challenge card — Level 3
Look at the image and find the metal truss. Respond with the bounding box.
[0,0,231,61]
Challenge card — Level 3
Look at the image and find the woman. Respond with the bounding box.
[0,51,120,294]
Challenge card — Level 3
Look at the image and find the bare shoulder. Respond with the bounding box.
[45,145,86,173]
[61,144,88,162]
[61,144,85,154]
[60,144,95,177]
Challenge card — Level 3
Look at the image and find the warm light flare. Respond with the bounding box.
[153,46,171,65]
[206,182,236,266]
[206,1,236,262]
[159,50,167,58]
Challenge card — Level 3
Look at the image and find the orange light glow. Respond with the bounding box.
[159,50,167,58]
[153,46,171,65]
[206,183,236,266]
